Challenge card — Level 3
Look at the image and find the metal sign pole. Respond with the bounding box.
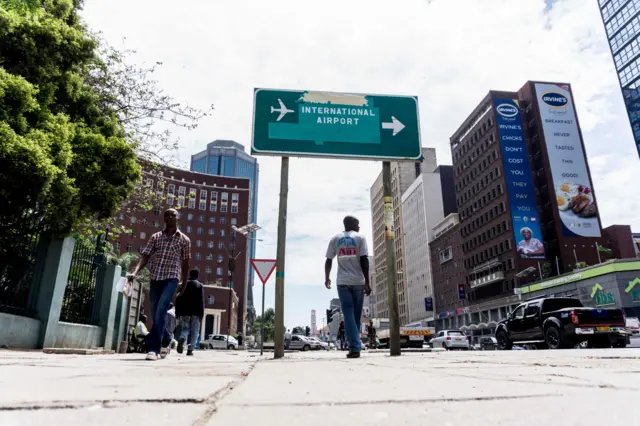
[260,279,266,356]
[274,157,289,359]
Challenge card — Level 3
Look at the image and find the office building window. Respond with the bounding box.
[206,253,213,261]
[126,244,133,252]
[199,200,206,210]
[114,241,120,251]
[207,295,214,304]
[209,216,215,224]
[206,267,212,274]
[231,204,238,213]
[211,191,218,202]
[179,186,186,196]
[219,241,225,249]
[209,202,217,212]
[200,189,207,200]
[231,218,237,225]
[195,253,201,261]
[186,226,192,233]
[167,194,175,205]
[197,227,204,235]
[140,232,146,240]
[232,193,239,202]
[196,240,202,248]
[208,228,215,235]
[208,241,214,248]
[216,267,223,276]
[220,229,225,237]
[131,216,137,224]
[221,204,227,213]
[199,215,204,223]
[144,178,153,187]
[221,192,229,202]
[220,217,226,225]
[168,184,175,195]
[217,255,223,263]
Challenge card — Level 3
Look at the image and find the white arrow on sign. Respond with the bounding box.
[381,116,405,136]
[250,259,277,285]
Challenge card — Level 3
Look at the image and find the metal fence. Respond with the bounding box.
[59,238,106,325]
[0,214,46,317]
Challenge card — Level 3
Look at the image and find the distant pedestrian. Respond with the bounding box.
[325,215,371,359]
[368,321,376,349]
[128,208,191,361]
[338,321,346,350]
[284,329,292,350]
[176,269,205,356]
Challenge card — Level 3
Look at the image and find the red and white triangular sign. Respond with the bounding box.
[250,259,277,285]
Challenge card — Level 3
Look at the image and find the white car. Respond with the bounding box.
[430,330,470,350]
[289,335,322,351]
[203,334,238,350]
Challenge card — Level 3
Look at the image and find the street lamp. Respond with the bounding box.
[228,223,262,347]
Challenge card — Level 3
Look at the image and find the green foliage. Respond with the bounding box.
[541,261,552,279]
[253,308,275,342]
[0,0,140,237]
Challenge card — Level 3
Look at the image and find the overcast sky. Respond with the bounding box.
[82,0,640,329]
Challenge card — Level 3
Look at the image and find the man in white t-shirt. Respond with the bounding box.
[325,215,371,359]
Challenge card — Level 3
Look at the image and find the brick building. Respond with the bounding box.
[113,163,251,336]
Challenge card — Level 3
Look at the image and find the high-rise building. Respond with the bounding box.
[113,163,250,337]
[310,309,317,335]
[401,164,455,324]
[597,0,640,157]
[190,140,259,333]
[369,147,436,325]
[432,81,606,332]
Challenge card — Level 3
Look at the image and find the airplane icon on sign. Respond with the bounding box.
[270,99,294,121]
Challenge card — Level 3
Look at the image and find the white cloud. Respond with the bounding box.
[82,0,640,326]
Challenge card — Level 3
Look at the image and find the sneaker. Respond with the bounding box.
[160,347,170,359]
[177,338,185,354]
[187,349,194,356]
[346,351,361,359]
[146,352,158,361]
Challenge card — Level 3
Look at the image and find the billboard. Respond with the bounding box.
[534,83,601,238]
[494,98,546,259]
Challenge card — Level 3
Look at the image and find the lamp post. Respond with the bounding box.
[230,223,262,347]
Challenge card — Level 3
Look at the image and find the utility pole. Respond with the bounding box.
[382,161,401,356]
[274,157,289,359]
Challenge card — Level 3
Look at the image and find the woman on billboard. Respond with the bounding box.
[516,227,545,259]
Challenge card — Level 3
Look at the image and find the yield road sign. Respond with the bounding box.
[251,88,421,160]
[251,259,277,285]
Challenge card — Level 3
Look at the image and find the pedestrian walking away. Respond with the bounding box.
[284,329,292,350]
[176,269,205,356]
[324,215,371,359]
[127,208,191,361]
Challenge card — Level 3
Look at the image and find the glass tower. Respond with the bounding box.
[191,140,259,329]
[598,0,640,157]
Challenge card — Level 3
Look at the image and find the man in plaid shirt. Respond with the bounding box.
[128,208,191,361]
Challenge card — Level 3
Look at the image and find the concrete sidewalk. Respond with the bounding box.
[1,348,640,425]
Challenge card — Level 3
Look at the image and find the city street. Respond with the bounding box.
[1,348,640,425]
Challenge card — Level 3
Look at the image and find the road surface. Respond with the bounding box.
[1,348,639,425]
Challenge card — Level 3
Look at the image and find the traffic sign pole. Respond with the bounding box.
[250,258,277,356]
[274,157,289,359]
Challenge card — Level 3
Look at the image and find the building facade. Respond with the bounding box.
[401,169,446,323]
[114,164,250,336]
[190,140,260,332]
[369,147,436,325]
[598,0,640,157]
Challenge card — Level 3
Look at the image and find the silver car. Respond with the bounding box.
[289,335,320,351]
[307,337,329,350]
[430,330,470,350]
[203,334,238,350]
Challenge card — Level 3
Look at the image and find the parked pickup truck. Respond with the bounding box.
[495,296,630,350]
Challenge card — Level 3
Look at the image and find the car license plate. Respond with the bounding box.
[455,337,463,341]
[409,335,423,341]
[596,326,610,331]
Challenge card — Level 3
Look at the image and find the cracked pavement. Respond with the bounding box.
[1,348,639,425]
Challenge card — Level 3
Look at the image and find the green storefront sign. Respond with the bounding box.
[625,277,640,302]
[520,261,640,295]
[591,283,615,306]
[251,89,421,160]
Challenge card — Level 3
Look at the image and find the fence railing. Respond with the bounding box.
[59,237,107,325]
[0,212,46,317]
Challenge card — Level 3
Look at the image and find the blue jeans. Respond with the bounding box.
[337,285,364,353]
[178,316,201,351]
[146,279,178,354]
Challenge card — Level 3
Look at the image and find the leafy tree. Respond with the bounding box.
[541,261,552,279]
[0,0,140,237]
[291,326,305,335]
[253,308,275,342]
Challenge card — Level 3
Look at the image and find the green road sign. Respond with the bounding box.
[251,89,422,160]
